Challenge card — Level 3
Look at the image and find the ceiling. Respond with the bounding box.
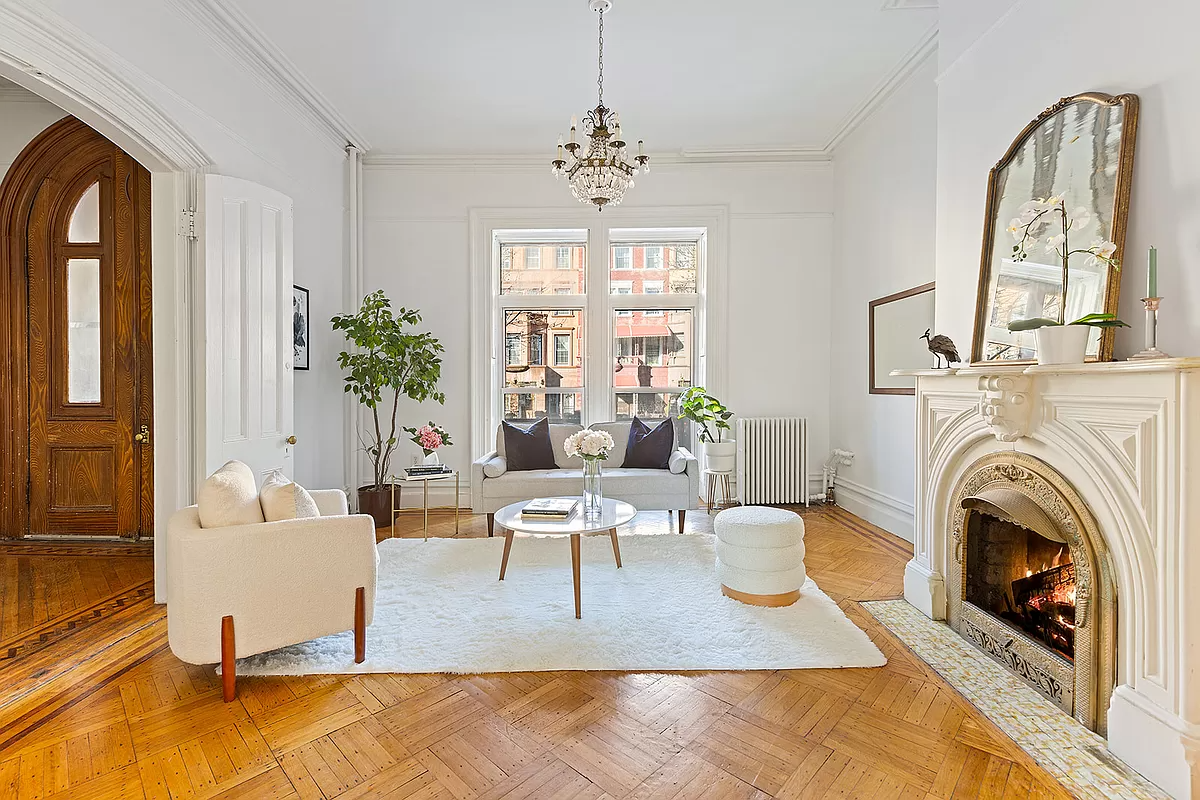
[230,0,937,156]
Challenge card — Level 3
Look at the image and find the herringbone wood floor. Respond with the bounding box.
[0,507,1073,799]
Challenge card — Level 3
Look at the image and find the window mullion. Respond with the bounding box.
[585,223,609,425]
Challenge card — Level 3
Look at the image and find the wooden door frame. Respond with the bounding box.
[0,117,154,538]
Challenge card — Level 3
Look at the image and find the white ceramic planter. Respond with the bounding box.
[704,440,737,473]
[1035,324,1089,365]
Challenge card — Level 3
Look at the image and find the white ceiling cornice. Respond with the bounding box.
[163,0,369,151]
[881,0,938,9]
[362,150,834,171]
[824,23,938,153]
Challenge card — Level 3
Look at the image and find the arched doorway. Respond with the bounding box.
[1,117,154,538]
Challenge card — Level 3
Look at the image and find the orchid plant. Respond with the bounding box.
[1005,196,1128,332]
[403,422,452,457]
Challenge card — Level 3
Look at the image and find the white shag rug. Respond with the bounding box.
[236,533,886,675]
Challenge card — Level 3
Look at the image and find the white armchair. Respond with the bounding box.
[166,487,378,701]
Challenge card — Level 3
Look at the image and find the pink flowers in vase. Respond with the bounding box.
[403,422,453,456]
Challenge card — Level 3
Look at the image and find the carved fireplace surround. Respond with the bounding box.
[901,359,1200,800]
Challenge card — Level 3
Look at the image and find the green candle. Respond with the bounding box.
[1148,246,1158,298]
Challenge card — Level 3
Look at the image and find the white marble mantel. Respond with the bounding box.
[896,358,1200,800]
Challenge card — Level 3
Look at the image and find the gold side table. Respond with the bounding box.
[388,470,460,541]
[704,469,734,514]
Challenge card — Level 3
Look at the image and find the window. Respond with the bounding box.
[611,242,696,293]
[554,333,571,366]
[487,224,710,451]
[503,309,582,423]
[505,333,522,366]
[644,246,663,270]
[613,246,632,270]
[500,242,584,295]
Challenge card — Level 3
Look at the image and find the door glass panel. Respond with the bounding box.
[67,258,102,403]
[68,182,100,243]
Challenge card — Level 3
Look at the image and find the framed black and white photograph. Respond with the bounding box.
[292,285,310,371]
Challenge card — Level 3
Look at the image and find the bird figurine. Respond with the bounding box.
[920,329,960,369]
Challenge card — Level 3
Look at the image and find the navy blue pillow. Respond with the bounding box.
[502,417,558,471]
[622,417,674,469]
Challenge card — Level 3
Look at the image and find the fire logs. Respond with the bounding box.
[1005,562,1077,660]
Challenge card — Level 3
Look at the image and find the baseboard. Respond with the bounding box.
[833,477,914,542]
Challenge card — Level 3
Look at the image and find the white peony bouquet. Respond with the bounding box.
[564,429,615,462]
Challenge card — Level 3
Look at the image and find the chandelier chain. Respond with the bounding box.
[597,10,604,107]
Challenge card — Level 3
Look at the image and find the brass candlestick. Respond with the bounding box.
[1129,297,1171,360]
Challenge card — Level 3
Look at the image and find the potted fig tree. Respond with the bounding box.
[332,290,446,526]
[678,386,736,472]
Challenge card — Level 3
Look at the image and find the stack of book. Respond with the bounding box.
[520,498,579,520]
[404,464,453,478]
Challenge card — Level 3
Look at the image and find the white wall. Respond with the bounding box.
[936,0,1200,361]
[827,55,939,541]
[0,86,67,175]
[2,0,352,493]
[361,162,834,492]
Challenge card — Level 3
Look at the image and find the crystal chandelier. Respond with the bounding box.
[551,0,648,209]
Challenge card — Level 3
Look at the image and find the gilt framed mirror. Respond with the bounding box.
[971,92,1139,364]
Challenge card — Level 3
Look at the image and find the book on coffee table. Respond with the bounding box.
[520,498,579,520]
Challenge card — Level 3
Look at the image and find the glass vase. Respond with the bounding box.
[583,458,603,522]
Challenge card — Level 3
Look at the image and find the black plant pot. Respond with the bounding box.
[357,484,399,528]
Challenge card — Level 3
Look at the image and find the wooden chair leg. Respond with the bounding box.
[221,615,236,702]
[487,513,495,537]
[354,587,366,664]
[678,509,686,534]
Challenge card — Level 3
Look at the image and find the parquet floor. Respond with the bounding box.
[0,507,1074,799]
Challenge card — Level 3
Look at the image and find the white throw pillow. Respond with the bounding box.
[260,472,321,522]
[482,456,508,478]
[668,450,688,474]
[197,460,265,528]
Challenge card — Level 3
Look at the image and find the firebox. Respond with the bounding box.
[964,511,1076,661]
[945,453,1116,734]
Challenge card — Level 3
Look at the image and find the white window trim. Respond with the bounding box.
[468,207,728,460]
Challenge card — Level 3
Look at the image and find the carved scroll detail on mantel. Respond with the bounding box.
[978,374,1033,441]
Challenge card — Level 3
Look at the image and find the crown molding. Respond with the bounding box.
[882,0,938,9]
[824,23,938,153]
[162,0,369,152]
[363,148,833,171]
[0,0,211,171]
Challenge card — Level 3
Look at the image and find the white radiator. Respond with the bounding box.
[736,417,809,506]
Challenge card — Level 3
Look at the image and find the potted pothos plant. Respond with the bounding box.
[678,386,736,472]
[332,290,446,526]
[1004,196,1128,364]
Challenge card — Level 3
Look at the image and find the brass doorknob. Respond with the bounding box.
[286,435,297,445]
[134,425,151,445]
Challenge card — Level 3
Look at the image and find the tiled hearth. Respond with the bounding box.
[864,599,1167,800]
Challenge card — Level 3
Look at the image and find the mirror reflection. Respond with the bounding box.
[973,94,1137,362]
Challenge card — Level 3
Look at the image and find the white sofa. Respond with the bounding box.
[471,420,700,535]
[166,486,377,700]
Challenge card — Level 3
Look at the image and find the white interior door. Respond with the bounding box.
[198,175,295,481]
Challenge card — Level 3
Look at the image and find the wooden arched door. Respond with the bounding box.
[0,117,153,538]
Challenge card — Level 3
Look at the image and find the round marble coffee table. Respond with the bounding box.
[493,497,637,619]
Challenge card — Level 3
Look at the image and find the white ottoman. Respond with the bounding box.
[714,506,806,607]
